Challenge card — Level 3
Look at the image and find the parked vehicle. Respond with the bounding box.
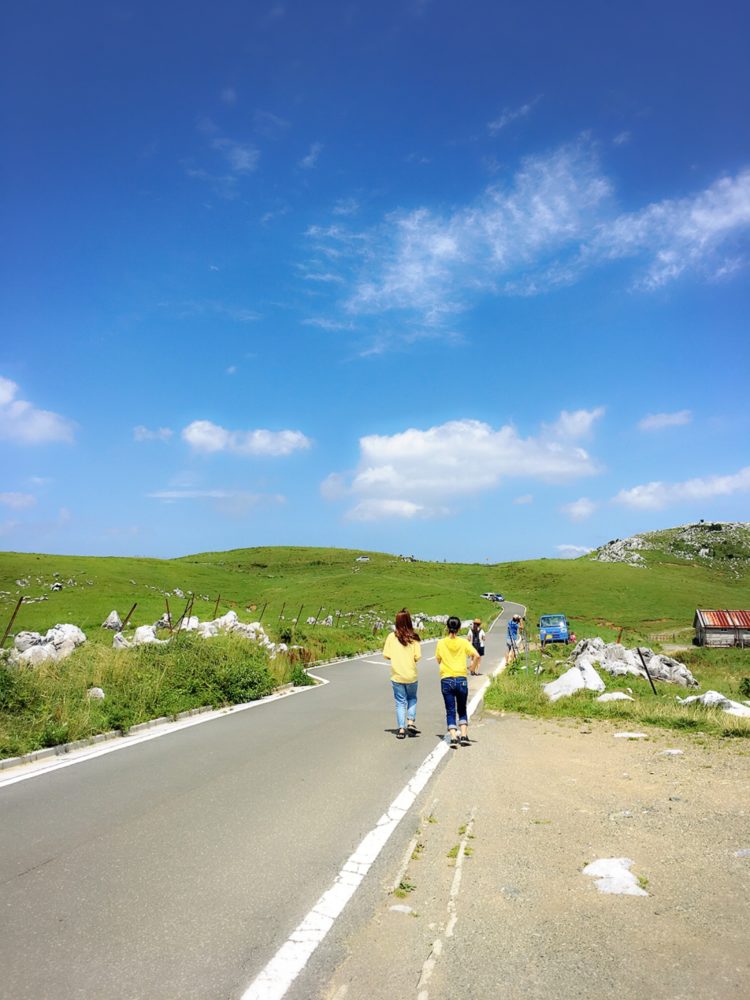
[538,613,570,645]
[480,592,505,602]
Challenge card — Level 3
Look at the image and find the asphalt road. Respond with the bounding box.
[0,602,523,1000]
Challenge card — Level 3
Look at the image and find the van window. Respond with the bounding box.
[540,615,565,626]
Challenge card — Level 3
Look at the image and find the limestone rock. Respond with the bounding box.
[132,625,167,646]
[676,689,750,717]
[596,691,635,702]
[113,632,132,649]
[102,610,123,630]
[14,631,43,652]
[87,687,105,700]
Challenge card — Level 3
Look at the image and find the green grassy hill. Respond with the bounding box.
[1,528,748,645]
[2,531,749,756]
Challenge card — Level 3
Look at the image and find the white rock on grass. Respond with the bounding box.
[659,749,684,756]
[571,638,697,688]
[543,661,605,702]
[113,632,132,650]
[675,689,750,718]
[596,691,635,702]
[14,631,43,653]
[179,615,200,632]
[102,610,122,630]
[614,732,647,739]
[87,687,105,700]
[132,625,167,646]
[582,858,648,896]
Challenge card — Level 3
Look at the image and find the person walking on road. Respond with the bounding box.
[467,618,485,674]
[506,614,521,664]
[436,616,479,748]
[382,608,422,740]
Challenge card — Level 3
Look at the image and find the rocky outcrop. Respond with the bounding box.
[7,624,87,666]
[571,637,698,688]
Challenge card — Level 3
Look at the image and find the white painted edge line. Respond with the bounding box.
[0,608,522,790]
[239,612,524,1000]
[0,674,331,790]
[241,736,451,1000]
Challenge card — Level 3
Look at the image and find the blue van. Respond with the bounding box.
[538,613,570,645]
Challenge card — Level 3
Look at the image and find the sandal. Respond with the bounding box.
[397,728,406,739]
[407,723,418,736]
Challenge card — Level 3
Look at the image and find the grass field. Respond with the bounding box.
[2,534,749,756]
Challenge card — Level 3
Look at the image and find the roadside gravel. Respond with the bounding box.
[321,713,750,1000]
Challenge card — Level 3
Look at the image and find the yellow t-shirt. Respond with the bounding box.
[436,635,476,678]
[382,632,421,683]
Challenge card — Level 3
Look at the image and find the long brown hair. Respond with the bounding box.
[395,608,420,646]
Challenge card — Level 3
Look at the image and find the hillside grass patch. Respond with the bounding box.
[485,645,750,739]
[0,634,294,759]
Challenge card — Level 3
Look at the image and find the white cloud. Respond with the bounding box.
[557,544,594,558]
[299,142,323,169]
[561,496,597,521]
[591,169,750,289]
[613,466,750,510]
[513,494,534,505]
[346,499,437,521]
[133,425,173,443]
[0,376,75,445]
[488,97,541,134]
[638,409,692,431]
[0,492,36,509]
[149,489,283,502]
[182,420,312,457]
[305,143,750,325]
[211,137,259,173]
[546,407,605,439]
[613,131,631,146]
[325,410,602,520]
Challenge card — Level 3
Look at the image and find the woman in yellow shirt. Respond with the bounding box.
[382,608,422,739]
[435,615,479,747]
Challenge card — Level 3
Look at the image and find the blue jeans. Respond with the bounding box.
[441,676,468,731]
[391,681,418,729]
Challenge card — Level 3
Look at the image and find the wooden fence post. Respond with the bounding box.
[0,596,24,647]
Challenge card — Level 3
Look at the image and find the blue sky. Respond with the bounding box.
[1,0,748,562]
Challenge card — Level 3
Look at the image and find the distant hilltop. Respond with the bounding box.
[591,522,750,570]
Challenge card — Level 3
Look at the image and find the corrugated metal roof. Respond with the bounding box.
[695,609,750,628]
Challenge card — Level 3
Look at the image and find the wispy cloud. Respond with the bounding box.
[513,494,534,505]
[299,142,323,169]
[333,197,360,216]
[211,136,259,173]
[182,420,312,457]
[220,87,237,105]
[613,465,750,510]
[638,409,691,431]
[163,300,261,323]
[557,543,594,557]
[148,489,285,517]
[561,496,597,521]
[304,142,750,327]
[323,409,603,520]
[133,425,173,443]
[302,317,356,331]
[0,492,36,509]
[613,131,631,146]
[0,376,75,445]
[488,96,541,134]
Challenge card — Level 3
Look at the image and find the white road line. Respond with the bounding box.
[417,808,476,1000]
[242,738,451,1000]
[0,674,330,789]
[239,617,519,1000]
